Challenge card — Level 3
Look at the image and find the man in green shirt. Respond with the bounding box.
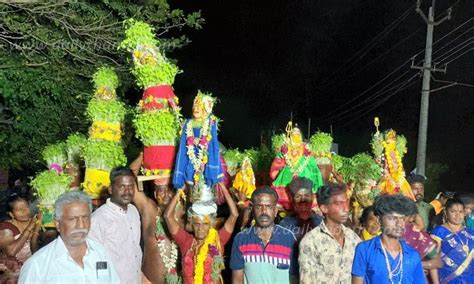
[407,174,432,231]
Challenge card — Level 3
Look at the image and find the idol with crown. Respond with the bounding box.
[270,122,324,210]
[172,91,224,202]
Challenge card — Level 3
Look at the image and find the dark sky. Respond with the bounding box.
[169,0,474,191]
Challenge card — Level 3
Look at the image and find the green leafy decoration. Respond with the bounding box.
[244,147,273,173]
[396,135,408,159]
[309,131,333,153]
[92,67,120,90]
[86,98,128,123]
[271,134,285,152]
[331,154,347,173]
[223,148,244,175]
[65,133,87,164]
[131,63,179,88]
[120,20,180,88]
[83,140,127,171]
[119,19,159,51]
[370,133,384,159]
[42,142,67,167]
[30,170,72,205]
[223,148,245,167]
[339,153,381,183]
[133,109,181,146]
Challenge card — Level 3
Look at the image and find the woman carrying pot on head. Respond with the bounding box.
[0,195,41,283]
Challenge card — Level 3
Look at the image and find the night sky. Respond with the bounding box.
[169,0,473,192]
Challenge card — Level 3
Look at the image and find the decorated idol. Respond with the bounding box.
[371,118,415,201]
[173,91,223,202]
[270,122,323,210]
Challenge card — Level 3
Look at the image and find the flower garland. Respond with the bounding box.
[382,140,404,183]
[194,227,223,284]
[185,117,212,181]
[155,216,181,284]
[283,147,310,178]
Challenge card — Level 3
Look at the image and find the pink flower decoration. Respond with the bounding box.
[187,137,194,145]
[208,245,219,257]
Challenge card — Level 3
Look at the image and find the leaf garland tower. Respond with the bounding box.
[119,20,181,183]
[31,142,72,227]
[83,67,127,201]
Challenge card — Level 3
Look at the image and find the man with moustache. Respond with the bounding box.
[230,186,298,284]
[280,177,322,240]
[89,167,142,284]
[352,195,426,284]
[19,191,119,283]
[299,183,360,284]
[407,174,432,231]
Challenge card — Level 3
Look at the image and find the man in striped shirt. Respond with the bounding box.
[230,186,298,284]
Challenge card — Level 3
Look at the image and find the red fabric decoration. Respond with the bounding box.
[272,185,292,210]
[142,85,177,111]
[143,145,176,171]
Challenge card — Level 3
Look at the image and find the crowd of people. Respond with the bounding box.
[1,89,474,284]
[0,166,473,284]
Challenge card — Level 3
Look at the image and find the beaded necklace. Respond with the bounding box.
[380,238,403,284]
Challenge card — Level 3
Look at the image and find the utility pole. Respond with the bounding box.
[412,0,451,176]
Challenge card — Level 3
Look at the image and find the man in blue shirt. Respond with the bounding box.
[352,195,426,284]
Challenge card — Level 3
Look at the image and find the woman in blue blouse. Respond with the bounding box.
[431,198,474,284]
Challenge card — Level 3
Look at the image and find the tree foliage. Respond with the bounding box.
[0,0,203,170]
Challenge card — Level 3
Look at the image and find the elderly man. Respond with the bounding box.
[231,186,298,284]
[89,166,142,284]
[19,191,119,283]
[299,183,360,284]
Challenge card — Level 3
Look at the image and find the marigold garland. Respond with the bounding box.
[194,227,221,284]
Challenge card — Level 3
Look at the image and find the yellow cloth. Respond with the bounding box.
[232,157,256,199]
[232,171,256,199]
[361,228,380,241]
[83,168,110,199]
[430,199,443,215]
[378,177,415,200]
[89,121,121,141]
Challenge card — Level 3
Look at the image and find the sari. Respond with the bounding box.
[0,222,32,283]
[403,223,437,259]
[431,226,474,284]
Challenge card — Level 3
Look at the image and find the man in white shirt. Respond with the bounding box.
[19,191,119,283]
[89,167,142,284]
